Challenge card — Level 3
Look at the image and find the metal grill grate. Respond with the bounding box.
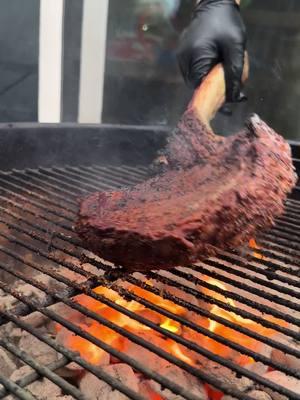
[0,165,299,400]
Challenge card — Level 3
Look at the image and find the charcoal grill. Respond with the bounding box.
[0,123,300,400]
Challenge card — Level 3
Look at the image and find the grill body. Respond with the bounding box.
[0,123,299,400]
[0,122,167,171]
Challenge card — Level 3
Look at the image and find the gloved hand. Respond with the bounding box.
[177,0,247,103]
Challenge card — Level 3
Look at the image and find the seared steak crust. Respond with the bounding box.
[76,111,296,271]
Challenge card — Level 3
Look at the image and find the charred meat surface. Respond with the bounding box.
[77,62,296,271]
[76,108,296,271]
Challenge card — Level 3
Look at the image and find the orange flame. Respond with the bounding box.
[160,318,180,333]
[57,282,193,366]
[67,322,119,365]
[205,384,223,400]
[202,277,286,365]
[150,394,163,400]
[249,238,264,259]
[56,274,284,383]
[166,340,195,366]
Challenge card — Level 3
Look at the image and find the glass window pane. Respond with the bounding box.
[103,0,300,140]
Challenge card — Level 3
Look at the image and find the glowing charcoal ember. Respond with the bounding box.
[56,323,113,365]
[160,318,181,334]
[52,277,282,400]
[55,283,192,366]
[200,278,286,365]
[165,340,195,366]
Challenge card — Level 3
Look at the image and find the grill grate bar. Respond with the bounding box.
[274,217,300,235]
[33,165,300,264]
[0,268,298,400]
[202,256,300,298]
[1,172,77,208]
[37,165,145,196]
[67,165,144,185]
[55,165,143,188]
[4,168,135,217]
[1,203,300,340]
[4,169,300,296]
[0,338,85,400]
[239,245,300,272]
[270,224,300,245]
[36,168,110,194]
[277,214,300,230]
[0,184,74,224]
[1,210,300,337]
[0,356,69,399]
[45,165,146,185]
[260,238,300,260]
[16,165,300,259]
[18,165,146,208]
[0,196,72,232]
[2,235,300,372]
[2,237,300,374]
[36,166,131,196]
[0,375,35,400]
[262,232,300,253]
[36,167,106,194]
[148,270,300,339]
[36,167,138,202]
[93,164,149,178]
[214,250,300,288]
[245,236,300,268]
[2,246,300,382]
[0,165,300,400]
[50,164,146,186]
[0,304,147,400]
[2,175,299,289]
[125,275,300,357]
[274,220,300,243]
[194,260,300,309]
[283,204,300,218]
[1,175,299,290]
[12,169,82,202]
[39,167,118,194]
[277,213,300,225]
[0,272,296,400]
[0,197,300,304]
[0,283,254,400]
[89,165,148,181]
[286,198,300,207]
[189,265,300,321]
[0,175,74,221]
[1,227,299,360]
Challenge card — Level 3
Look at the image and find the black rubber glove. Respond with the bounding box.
[177,0,247,103]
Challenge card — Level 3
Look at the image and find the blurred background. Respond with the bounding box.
[1,0,300,139]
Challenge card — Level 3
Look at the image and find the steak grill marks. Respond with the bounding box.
[0,165,299,399]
